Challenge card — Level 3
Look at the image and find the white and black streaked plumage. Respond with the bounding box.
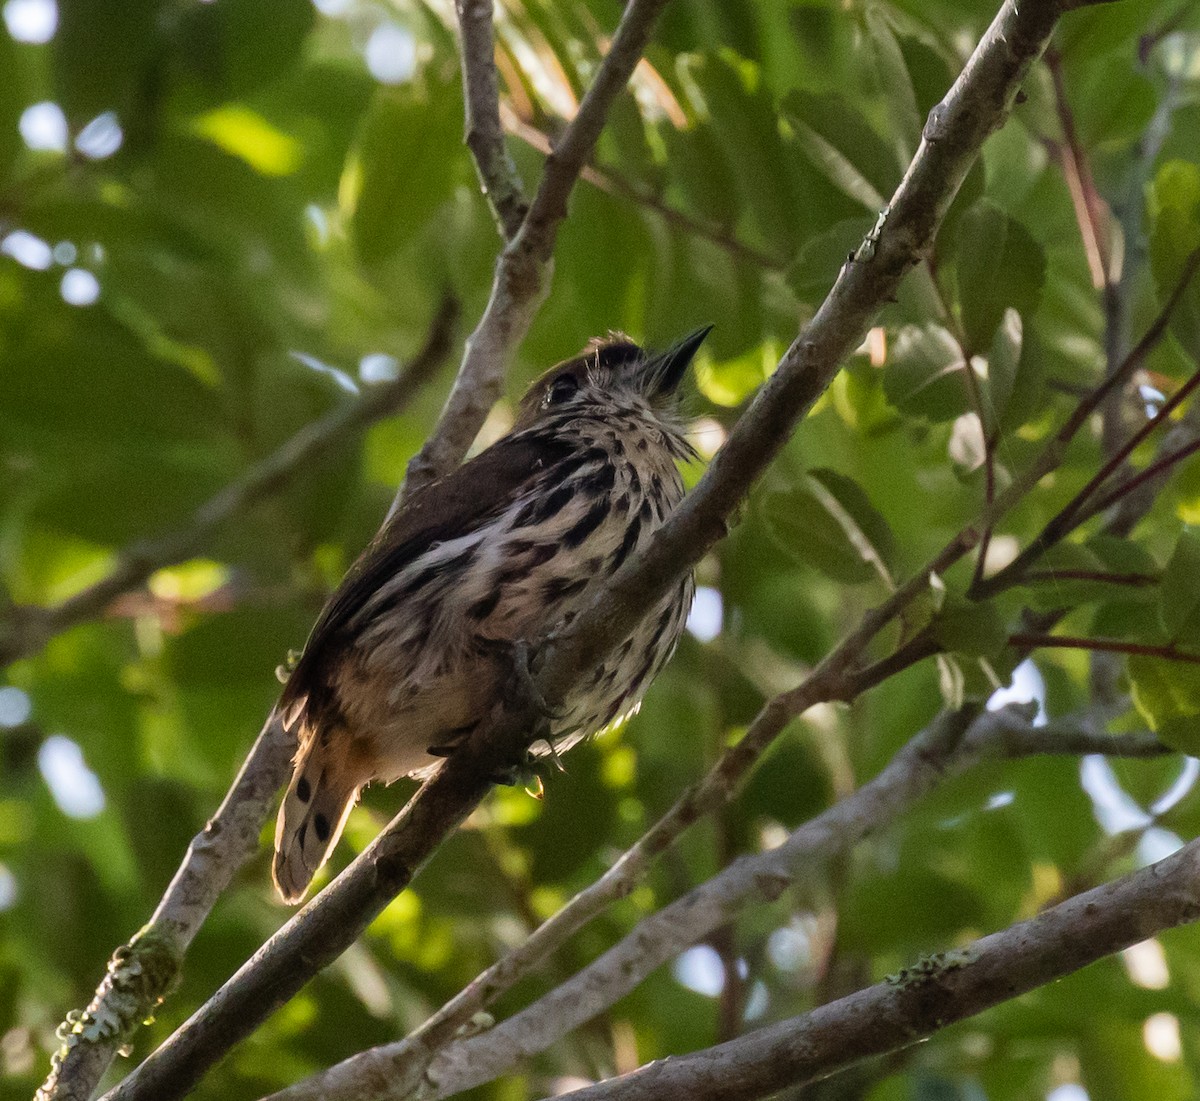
[272,327,711,902]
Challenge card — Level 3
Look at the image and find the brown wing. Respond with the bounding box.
[278,431,573,724]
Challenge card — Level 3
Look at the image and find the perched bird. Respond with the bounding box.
[272,326,711,903]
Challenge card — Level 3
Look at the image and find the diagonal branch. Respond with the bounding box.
[375,705,1169,1100]
[36,303,458,1101]
[38,716,294,1101]
[1011,631,1200,666]
[98,700,530,1101]
[545,828,1200,1101]
[535,0,1066,707]
[456,0,528,240]
[504,113,788,271]
[3,298,459,673]
[97,1,1087,1096]
[404,0,674,495]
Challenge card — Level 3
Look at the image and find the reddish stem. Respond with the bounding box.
[1011,633,1200,666]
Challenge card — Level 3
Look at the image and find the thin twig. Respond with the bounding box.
[4,299,459,673]
[404,0,675,497]
[971,246,1200,599]
[457,0,528,239]
[1083,435,1200,520]
[1020,569,1157,588]
[1038,353,1200,537]
[1054,245,1200,445]
[505,113,789,271]
[1046,47,1113,291]
[1010,632,1200,666]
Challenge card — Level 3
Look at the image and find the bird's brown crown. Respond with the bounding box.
[514,328,710,432]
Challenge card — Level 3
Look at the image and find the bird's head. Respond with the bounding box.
[514,325,713,432]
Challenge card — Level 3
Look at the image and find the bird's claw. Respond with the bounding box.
[479,637,566,722]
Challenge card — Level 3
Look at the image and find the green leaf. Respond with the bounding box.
[985,308,1022,428]
[687,52,805,252]
[787,216,874,305]
[1149,160,1200,359]
[1086,535,1160,577]
[761,480,879,585]
[172,0,315,100]
[931,595,1008,660]
[53,0,162,119]
[862,7,921,158]
[882,322,972,422]
[660,121,742,231]
[808,467,897,573]
[955,201,1046,352]
[781,89,902,208]
[1129,655,1200,748]
[1075,66,1156,149]
[347,77,466,266]
[997,322,1047,434]
[1160,529,1200,645]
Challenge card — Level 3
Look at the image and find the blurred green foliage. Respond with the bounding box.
[2,1,1200,1099]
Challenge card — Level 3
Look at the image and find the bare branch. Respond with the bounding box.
[457,0,528,239]
[971,245,1200,599]
[36,302,458,1101]
[100,695,537,1101]
[39,715,295,1101]
[3,298,459,672]
[536,0,1067,707]
[405,0,674,495]
[544,833,1200,1101]
[375,705,1169,1099]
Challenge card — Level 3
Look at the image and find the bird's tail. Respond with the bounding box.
[272,730,359,904]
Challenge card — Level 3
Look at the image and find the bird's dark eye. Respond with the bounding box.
[546,375,579,405]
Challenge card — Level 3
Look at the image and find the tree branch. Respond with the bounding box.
[99,693,541,1101]
[3,298,458,672]
[38,715,295,1101]
[90,2,1088,1096]
[262,703,1167,1101]
[456,0,528,240]
[404,0,674,495]
[536,0,1067,707]
[35,303,459,1101]
[363,704,1169,1100]
[970,245,1200,598]
[545,832,1200,1101]
[504,113,789,271]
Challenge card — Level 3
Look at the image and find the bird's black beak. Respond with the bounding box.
[644,324,713,397]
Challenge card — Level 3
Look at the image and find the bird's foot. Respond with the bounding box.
[477,637,566,722]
